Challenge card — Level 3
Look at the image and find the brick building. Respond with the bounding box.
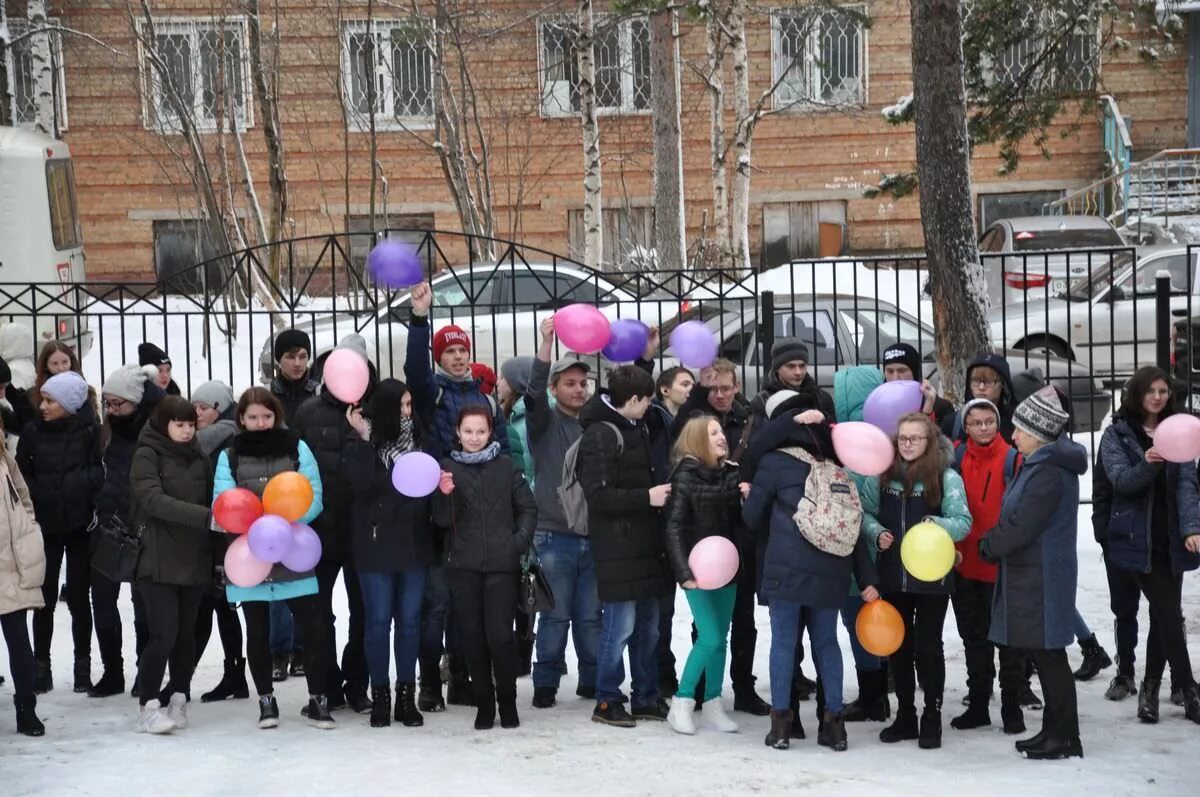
[2,0,1190,281]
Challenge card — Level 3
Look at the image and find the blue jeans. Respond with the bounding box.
[595,597,660,707]
[269,600,301,655]
[840,594,884,672]
[359,568,428,689]
[769,601,844,713]
[1072,608,1091,643]
[532,531,601,692]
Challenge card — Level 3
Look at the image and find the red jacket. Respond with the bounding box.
[953,436,1020,583]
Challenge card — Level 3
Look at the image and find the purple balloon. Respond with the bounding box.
[247,514,294,565]
[863,380,924,436]
[602,319,650,363]
[281,523,322,573]
[368,239,422,289]
[392,452,441,498]
[669,320,718,369]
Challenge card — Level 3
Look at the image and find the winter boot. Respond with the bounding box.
[1183,684,1200,724]
[1171,683,1185,706]
[166,693,188,730]
[817,709,848,751]
[136,700,177,734]
[843,668,890,722]
[702,699,740,733]
[88,670,126,699]
[879,707,920,743]
[1072,635,1112,681]
[498,695,520,729]
[1021,735,1083,760]
[1015,728,1049,753]
[90,628,124,698]
[257,695,279,729]
[733,687,771,716]
[302,695,336,730]
[1018,682,1043,710]
[950,693,991,730]
[32,660,52,695]
[532,687,556,709]
[370,685,392,728]
[918,705,942,750]
[14,696,44,737]
[667,697,697,735]
[1137,679,1161,723]
[72,657,91,694]
[396,682,424,727]
[1105,673,1137,701]
[474,690,497,730]
[787,685,806,739]
[345,683,372,714]
[1000,692,1026,735]
[271,651,289,683]
[448,655,474,706]
[765,709,791,749]
[418,656,445,712]
[288,650,305,678]
[201,657,249,703]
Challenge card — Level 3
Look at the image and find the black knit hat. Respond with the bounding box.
[882,343,922,378]
[0,357,10,385]
[138,342,170,367]
[770,338,810,374]
[273,328,313,363]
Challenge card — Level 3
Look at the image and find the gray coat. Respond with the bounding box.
[524,356,583,535]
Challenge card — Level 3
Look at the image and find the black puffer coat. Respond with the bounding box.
[292,388,354,561]
[130,425,214,586]
[272,374,320,426]
[432,447,536,573]
[96,385,164,522]
[16,412,103,536]
[577,395,665,603]
[663,457,743,584]
[345,436,437,572]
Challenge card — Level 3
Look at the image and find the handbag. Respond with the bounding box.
[518,546,555,622]
[90,514,142,583]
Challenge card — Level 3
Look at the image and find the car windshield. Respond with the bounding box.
[654,303,736,357]
[1063,252,1137,300]
[1011,227,1124,252]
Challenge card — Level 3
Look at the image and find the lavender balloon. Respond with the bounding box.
[281,523,323,573]
[670,320,718,369]
[368,239,423,289]
[601,318,650,363]
[247,514,295,564]
[863,380,923,437]
[392,452,442,498]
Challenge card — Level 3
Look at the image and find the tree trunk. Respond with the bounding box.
[729,0,751,274]
[649,8,685,271]
[578,0,603,270]
[705,7,730,267]
[247,0,288,281]
[26,0,54,137]
[910,0,989,403]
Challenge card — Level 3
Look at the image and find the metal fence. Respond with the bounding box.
[1,229,1196,460]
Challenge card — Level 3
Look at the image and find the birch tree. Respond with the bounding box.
[245,0,289,281]
[25,0,55,136]
[578,0,603,270]
[648,7,685,271]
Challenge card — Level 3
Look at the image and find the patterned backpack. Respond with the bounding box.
[778,445,863,557]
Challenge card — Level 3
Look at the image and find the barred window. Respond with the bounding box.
[539,15,651,117]
[962,2,1098,94]
[772,5,867,109]
[4,18,68,130]
[138,17,252,132]
[342,19,435,130]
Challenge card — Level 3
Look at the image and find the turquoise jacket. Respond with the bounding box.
[833,365,883,423]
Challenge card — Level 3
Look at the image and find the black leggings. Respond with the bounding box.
[315,559,367,695]
[885,591,950,712]
[447,568,519,704]
[951,577,1025,701]
[33,530,92,662]
[1024,648,1079,739]
[194,591,244,664]
[137,582,204,706]
[1137,556,1195,688]
[242,595,328,697]
[1,610,36,701]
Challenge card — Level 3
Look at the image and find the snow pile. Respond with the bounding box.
[881,94,913,124]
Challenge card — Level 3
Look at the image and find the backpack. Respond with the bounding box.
[557,422,623,536]
[779,445,863,557]
[953,443,1020,487]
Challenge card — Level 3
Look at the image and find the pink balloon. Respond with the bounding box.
[688,536,739,590]
[1154,413,1200,463]
[863,381,923,436]
[554,304,611,354]
[832,421,894,476]
[281,523,323,573]
[323,348,370,404]
[224,534,273,588]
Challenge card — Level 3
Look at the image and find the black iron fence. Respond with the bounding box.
[0,229,1196,463]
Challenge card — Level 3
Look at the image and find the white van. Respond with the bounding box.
[0,126,91,358]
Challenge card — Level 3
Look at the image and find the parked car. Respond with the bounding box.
[979,215,1128,305]
[987,246,1197,382]
[1171,306,1200,406]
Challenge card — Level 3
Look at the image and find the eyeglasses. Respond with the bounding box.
[971,379,1000,388]
[897,435,927,446]
[710,383,737,395]
[103,398,131,411]
[965,418,997,429]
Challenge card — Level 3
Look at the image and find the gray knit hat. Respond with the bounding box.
[1013,385,1069,442]
[190,380,235,414]
[334,333,370,363]
[102,364,158,405]
[500,356,535,396]
[771,338,810,374]
[41,371,89,414]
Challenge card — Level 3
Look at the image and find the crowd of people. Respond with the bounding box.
[0,285,1197,763]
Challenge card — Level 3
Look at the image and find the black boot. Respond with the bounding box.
[396,682,423,727]
[88,669,126,699]
[1183,684,1200,724]
[1000,691,1026,735]
[418,656,445,712]
[950,693,991,730]
[498,695,520,729]
[1137,678,1160,724]
[879,706,919,743]
[257,695,280,729]
[474,690,496,730]
[817,709,848,751]
[344,682,372,714]
[1015,728,1049,753]
[1104,673,1137,701]
[14,696,44,737]
[843,668,890,722]
[370,685,392,728]
[918,706,942,749]
[90,629,124,698]
[201,657,249,703]
[1072,635,1112,682]
[271,651,289,683]
[72,657,91,694]
[733,686,771,716]
[301,695,336,729]
[288,650,305,678]
[787,680,806,738]
[1021,734,1084,760]
[448,675,475,707]
[765,709,791,750]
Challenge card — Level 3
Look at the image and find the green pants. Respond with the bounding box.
[676,584,737,701]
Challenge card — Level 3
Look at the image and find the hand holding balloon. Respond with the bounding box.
[878,531,894,551]
[861,585,880,602]
[438,471,455,495]
[346,406,370,441]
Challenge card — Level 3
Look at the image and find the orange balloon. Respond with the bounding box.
[856,599,905,657]
[262,471,314,523]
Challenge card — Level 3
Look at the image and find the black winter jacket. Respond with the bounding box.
[577,395,665,602]
[432,448,536,572]
[292,388,354,561]
[96,386,164,522]
[344,436,437,572]
[748,375,836,427]
[16,412,103,536]
[272,374,320,426]
[130,425,214,586]
[663,457,742,584]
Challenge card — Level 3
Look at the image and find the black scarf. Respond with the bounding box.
[231,427,300,459]
[108,410,148,442]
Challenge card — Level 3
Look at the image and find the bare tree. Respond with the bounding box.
[25,0,55,136]
[648,7,684,271]
[246,0,289,280]
[577,0,603,269]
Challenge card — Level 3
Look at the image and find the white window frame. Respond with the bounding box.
[136,16,254,134]
[4,17,69,131]
[537,14,651,118]
[770,4,868,111]
[340,18,436,132]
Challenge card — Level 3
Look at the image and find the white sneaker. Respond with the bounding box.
[701,699,739,733]
[167,693,188,729]
[667,697,697,735]
[136,700,177,734]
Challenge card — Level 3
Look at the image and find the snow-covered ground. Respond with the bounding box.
[1,508,1195,797]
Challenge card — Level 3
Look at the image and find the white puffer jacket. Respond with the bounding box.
[0,448,45,614]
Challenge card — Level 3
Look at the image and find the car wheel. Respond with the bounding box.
[1018,335,1072,360]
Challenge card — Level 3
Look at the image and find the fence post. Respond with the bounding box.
[760,290,775,384]
[1156,270,1172,371]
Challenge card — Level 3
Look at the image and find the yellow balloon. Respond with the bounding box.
[900,522,956,582]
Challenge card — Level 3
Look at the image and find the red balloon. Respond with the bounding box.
[213,488,264,535]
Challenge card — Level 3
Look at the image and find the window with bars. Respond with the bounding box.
[962,3,1098,94]
[771,5,866,109]
[341,19,435,130]
[4,18,68,130]
[539,15,650,117]
[138,17,252,132]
